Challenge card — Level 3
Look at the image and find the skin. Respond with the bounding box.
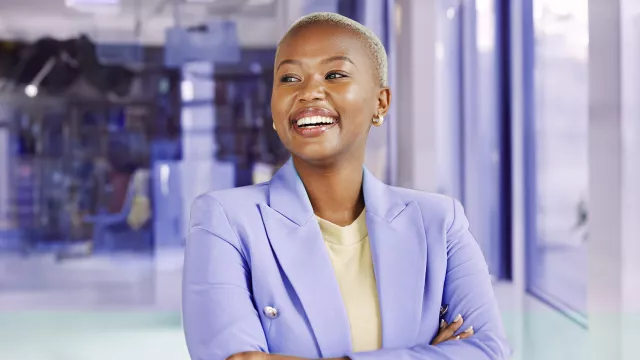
[228,22,474,360]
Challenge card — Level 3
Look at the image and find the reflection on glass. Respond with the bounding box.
[528,0,589,317]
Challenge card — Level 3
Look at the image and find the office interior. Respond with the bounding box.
[0,0,638,359]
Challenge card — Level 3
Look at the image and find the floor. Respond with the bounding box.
[0,249,183,311]
[0,250,589,360]
[0,312,189,360]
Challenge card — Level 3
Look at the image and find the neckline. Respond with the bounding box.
[316,209,368,246]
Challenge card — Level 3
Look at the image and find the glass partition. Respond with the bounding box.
[525,0,589,321]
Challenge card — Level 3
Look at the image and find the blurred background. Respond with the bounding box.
[0,0,638,359]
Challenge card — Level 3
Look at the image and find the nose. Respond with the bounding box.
[298,76,325,102]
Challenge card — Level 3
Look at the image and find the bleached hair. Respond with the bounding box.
[277,12,388,87]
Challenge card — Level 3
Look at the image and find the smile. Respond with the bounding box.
[291,116,339,137]
[288,106,340,138]
[295,116,337,127]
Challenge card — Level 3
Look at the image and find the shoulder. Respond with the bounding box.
[189,183,269,233]
[193,182,269,209]
[390,186,453,210]
[387,186,468,238]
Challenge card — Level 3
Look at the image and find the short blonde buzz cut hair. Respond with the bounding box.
[277,12,389,87]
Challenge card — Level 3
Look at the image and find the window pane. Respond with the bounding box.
[527,0,589,317]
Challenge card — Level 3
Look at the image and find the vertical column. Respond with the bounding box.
[587,0,622,352]
[154,61,236,311]
[508,0,528,358]
[181,61,216,164]
[180,61,234,236]
[395,0,439,191]
[0,105,11,233]
[385,0,398,186]
[436,0,464,199]
[463,0,507,279]
[619,0,640,357]
[588,0,640,359]
[359,0,393,183]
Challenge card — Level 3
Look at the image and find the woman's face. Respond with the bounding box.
[271,24,390,165]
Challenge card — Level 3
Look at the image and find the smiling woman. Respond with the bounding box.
[182,12,510,360]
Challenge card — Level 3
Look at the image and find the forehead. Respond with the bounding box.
[277,23,370,64]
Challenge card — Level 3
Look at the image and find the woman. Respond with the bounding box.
[183,13,510,360]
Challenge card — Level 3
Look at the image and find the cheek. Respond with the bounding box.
[335,83,365,102]
[332,84,376,126]
[271,89,294,120]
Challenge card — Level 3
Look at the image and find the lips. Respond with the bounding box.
[289,107,339,138]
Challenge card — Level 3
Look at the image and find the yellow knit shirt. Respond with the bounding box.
[317,210,382,353]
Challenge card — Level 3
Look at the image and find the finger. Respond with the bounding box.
[445,314,464,334]
[431,322,449,345]
[433,314,463,343]
[453,326,474,340]
[228,351,266,360]
[432,319,448,344]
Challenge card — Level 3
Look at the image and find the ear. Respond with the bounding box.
[375,87,391,117]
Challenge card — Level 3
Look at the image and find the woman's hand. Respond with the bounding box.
[228,321,474,360]
[228,352,348,360]
[431,314,475,345]
[227,352,269,360]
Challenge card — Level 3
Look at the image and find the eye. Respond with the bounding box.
[325,72,347,80]
[280,75,300,83]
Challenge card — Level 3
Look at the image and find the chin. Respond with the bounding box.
[290,144,343,166]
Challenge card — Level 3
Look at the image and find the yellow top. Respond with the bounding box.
[317,210,382,353]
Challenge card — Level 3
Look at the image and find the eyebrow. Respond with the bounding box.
[276,55,356,71]
[322,55,355,66]
[276,59,301,71]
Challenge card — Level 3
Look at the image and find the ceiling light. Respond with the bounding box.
[66,0,119,5]
[25,84,38,97]
[65,0,121,14]
[65,0,119,6]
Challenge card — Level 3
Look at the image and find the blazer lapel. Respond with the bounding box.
[363,168,428,349]
[260,159,352,357]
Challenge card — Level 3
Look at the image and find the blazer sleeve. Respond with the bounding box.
[349,198,511,360]
[182,194,268,360]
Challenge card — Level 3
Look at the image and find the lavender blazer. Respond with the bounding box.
[183,159,510,360]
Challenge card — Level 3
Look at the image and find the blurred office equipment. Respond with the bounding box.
[0,40,182,255]
[84,165,152,253]
[164,21,241,67]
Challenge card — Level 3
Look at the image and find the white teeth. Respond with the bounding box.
[296,116,336,127]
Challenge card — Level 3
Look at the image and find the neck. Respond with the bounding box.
[293,155,365,227]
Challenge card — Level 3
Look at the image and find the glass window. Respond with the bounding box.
[526,0,589,320]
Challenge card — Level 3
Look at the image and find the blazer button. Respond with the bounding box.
[263,306,279,319]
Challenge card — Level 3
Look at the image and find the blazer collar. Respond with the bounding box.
[268,158,406,224]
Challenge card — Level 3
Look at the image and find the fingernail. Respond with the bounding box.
[455,335,461,340]
[440,319,446,328]
[454,314,462,322]
[464,326,474,333]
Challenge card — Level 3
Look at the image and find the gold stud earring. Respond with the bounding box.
[372,115,384,127]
